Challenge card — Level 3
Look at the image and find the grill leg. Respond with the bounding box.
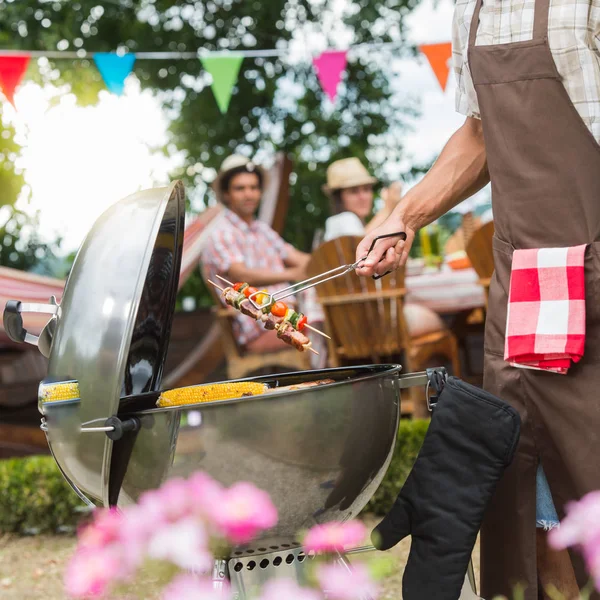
[212,559,229,592]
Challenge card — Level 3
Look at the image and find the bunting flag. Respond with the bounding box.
[0,54,31,106]
[419,42,452,91]
[312,50,348,102]
[93,53,136,96]
[200,54,244,114]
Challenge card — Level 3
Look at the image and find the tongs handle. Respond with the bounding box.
[366,231,408,280]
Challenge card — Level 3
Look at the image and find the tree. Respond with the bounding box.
[0,0,424,291]
[0,109,61,272]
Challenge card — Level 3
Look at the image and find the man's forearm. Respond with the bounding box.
[227,264,297,287]
[400,117,489,231]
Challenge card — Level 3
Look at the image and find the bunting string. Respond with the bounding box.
[0,40,405,59]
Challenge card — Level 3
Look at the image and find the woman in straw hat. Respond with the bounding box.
[322,158,402,242]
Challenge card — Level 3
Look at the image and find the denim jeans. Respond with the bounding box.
[536,462,560,530]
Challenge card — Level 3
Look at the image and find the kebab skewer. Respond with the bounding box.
[208,280,319,355]
[214,275,330,340]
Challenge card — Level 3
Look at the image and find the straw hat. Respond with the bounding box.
[212,155,268,203]
[322,158,378,196]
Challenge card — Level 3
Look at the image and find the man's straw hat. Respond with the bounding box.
[212,155,268,203]
[322,158,378,196]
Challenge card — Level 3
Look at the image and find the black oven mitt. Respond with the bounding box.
[372,375,520,600]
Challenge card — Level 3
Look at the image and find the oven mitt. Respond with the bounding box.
[372,375,520,600]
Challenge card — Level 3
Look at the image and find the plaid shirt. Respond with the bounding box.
[201,209,295,346]
[453,0,600,143]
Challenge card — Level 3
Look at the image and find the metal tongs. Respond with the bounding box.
[248,231,407,310]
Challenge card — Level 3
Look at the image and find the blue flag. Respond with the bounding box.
[93,53,136,96]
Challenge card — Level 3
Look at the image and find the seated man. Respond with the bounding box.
[202,154,310,353]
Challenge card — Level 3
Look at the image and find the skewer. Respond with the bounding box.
[216,274,234,286]
[212,276,328,344]
[308,347,320,356]
[305,324,331,339]
[207,280,225,292]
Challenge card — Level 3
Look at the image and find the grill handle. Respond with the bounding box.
[80,416,141,441]
[42,416,141,440]
[3,297,59,357]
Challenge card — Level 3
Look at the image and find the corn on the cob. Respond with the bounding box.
[157,382,268,408]
[39,381,80,403]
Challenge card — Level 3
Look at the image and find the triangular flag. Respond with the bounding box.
[200,55,244,114]
[93,53,136,96]
[313,50,348,102]
[0,54,31,106]
[419,43,452,91]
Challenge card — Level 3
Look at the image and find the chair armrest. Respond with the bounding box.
[319,288,407,307]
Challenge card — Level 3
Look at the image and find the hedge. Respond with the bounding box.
[0,419,428,534]
[364,418,429,515]
[0,456,87,534]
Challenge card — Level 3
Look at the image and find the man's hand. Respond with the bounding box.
[355,212,416,278]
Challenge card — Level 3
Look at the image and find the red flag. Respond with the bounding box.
[419,43,452,91]
[0,54,31,106]
[313,50,348,102]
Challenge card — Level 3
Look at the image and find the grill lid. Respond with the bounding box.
[41,181,185,505]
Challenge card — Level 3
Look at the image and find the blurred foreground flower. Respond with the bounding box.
[317,563,379,600]
[64,473,276,598]
[64,472,378,600]
[162,574,231,600]
[303,521,366,554]
[549,490,600,591]
[213,482,278,544]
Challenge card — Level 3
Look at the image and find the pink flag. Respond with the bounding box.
[313,50,348,102]
[0,54,31,106]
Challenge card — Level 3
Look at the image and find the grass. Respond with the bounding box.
[0,516,481,599]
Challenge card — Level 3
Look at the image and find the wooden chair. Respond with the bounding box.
[307,236,461,417]
[465,220,495,307]
[203,273,308,380]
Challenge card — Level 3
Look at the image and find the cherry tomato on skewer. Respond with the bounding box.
[297,315,308,331]
[271,302,288,317]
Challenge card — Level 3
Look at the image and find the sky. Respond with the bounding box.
[5,0,488,255]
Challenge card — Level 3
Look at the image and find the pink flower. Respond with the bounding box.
[303,521,366,554]
[549,491,600,550]
[212,482,278,544]
[147,517,213,572]
[257,579,323,600]
[64,546,124,598]
[77,508,123,550]
[141,478,194,524]
[316,563,379,600]
[162,574,231,600]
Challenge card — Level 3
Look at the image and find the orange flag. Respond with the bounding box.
[419,43,452,91]
[0,54,31,106]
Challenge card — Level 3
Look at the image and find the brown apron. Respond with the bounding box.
[468,0,600,597]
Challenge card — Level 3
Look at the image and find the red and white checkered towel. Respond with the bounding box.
[504,245,587,374]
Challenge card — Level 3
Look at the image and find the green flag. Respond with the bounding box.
[200,54,244,114]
